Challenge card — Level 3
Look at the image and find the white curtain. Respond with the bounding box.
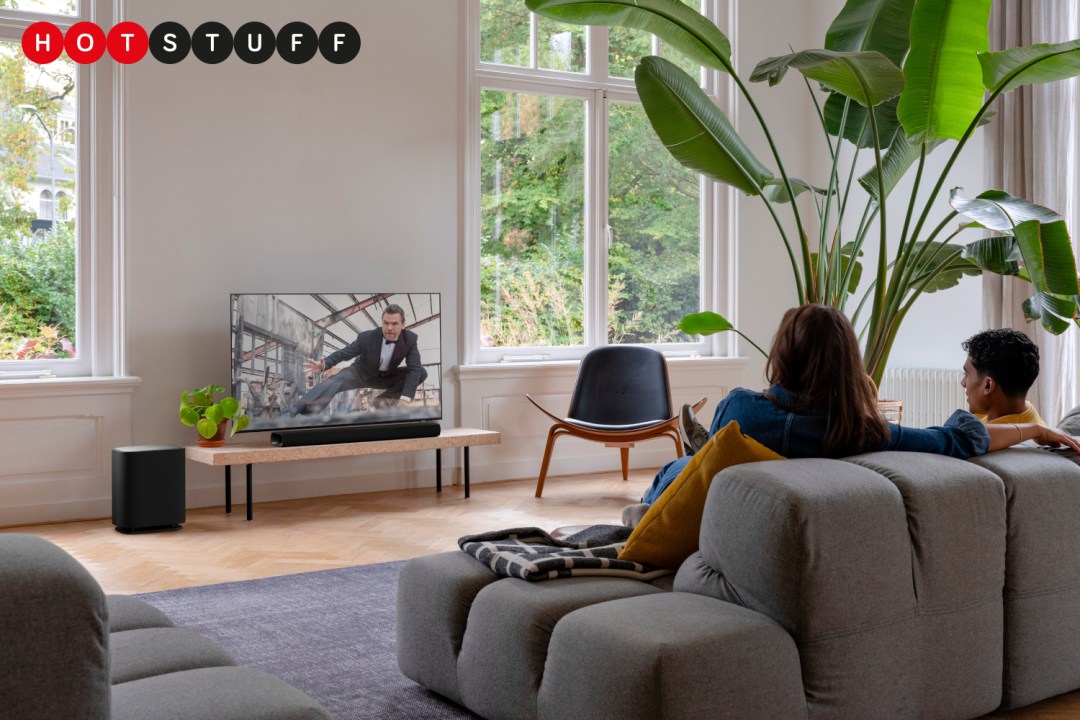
[985,0,1080,423]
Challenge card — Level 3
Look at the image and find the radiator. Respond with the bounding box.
[879,368,967,427]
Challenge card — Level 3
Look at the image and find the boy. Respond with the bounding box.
[961,328,1044,425]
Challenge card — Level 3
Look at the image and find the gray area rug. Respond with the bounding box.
[137,561,476,720]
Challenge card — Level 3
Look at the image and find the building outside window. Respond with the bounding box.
[467,0,732,363]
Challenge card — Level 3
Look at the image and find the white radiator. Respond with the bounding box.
[879,368,967,427]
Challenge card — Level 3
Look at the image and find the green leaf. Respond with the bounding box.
[231,414,250,436]
[761,177,828,203]
[197,417,220,440]
[823,95,902,148]
[204,404,225,425]
[1022,292,1077,334]
[906,242,981,293]
[526,0,732,71]
[949,189,1061,233]
[1013,219,1080,295]
[825,0,916,65]
[179,407,199,427]
[191,391,211,408]
[751,50,904,108]
[636,56,774,195]
[979,39,1080,94]
[678,311,733,336]
[811,250,863,294]
[219,396,239,418]
[897,0,992,141]
[961,235,1021,275]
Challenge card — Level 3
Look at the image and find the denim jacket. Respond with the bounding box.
[643,385,990,504]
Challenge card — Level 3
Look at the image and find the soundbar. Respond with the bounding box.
[270,421,441,447]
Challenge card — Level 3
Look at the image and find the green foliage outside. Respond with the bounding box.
[0,39,77,359]
[479,0,702,348]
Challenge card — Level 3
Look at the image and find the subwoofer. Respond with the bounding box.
[111,445,185,534]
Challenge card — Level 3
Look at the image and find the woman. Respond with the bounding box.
[643,305,1080,504]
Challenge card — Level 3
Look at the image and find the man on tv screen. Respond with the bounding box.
[284,304,428,417]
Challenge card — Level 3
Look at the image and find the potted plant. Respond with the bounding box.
[526,0,1080,385]
[179,384,250,447]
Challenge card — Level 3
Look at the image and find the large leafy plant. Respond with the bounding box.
[179,384,250,440]
[526,0,1080,384]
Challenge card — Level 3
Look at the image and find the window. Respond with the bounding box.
[467,0,731,363]
[0,0,117,377]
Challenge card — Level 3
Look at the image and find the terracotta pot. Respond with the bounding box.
[868,374,904,424]
[196,420,228,448]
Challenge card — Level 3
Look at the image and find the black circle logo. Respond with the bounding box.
[319,22,360,64]
[276,22,318,64]
[191,21,233,64]
[149,22,190,64]
[234,21,276,64]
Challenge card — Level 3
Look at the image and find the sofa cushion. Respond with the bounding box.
[107,594,174,632]
[619,421,782,568]
[110,627,236,684]
[111,666,331,720]
[1058,404,1080,435]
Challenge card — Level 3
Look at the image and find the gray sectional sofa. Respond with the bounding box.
[0,534,331,720]
[397,447,1080,720]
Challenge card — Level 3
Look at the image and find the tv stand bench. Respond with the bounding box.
[185,428,500,520]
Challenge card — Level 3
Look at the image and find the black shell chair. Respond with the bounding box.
[526,346,705,497]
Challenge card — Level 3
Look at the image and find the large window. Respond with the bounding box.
[0,0,114,377]
[469,0,728,362]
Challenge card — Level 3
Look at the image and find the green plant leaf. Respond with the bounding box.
[979,39,1080,94]
[762,177,827,203]
[949,189,1061,233]
[205,404,225,425]
[179,407,199,427]
[825,0,916,65]
[751,50,904,108]
[811,250,863,294]
[897,0,992,141]
[197,417,219,440]
[231,414,250,436]
[823,95,902,148]
[1022,292,1077,334]
[219,396,239,418]
[962,235,1021,275]
[191,390,211,407]
[1013,219,1080,295]
[525,0,732,71]
[906,242,981,294]
[678,311,733,336]
[636,56,774,195]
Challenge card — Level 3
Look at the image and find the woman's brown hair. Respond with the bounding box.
[765,304,890,456]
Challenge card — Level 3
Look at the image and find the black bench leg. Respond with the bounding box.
[465,446,470,499]
[246,464,253,521]
[225,466,231,514]
[436,448,442,492]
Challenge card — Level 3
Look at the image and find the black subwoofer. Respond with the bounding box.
[111,445,185,534]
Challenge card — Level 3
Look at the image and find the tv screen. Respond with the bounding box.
[230,293,441,433]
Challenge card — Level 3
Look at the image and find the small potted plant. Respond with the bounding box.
[179,384,250,447]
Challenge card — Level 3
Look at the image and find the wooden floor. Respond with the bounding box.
[4,469,1079,719]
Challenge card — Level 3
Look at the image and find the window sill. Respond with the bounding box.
[456,356,750,381]
[0,375,141,399]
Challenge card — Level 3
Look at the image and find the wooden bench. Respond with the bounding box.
[185,428,501,520]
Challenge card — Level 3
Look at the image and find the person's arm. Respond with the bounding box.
[322,333,366,370]
[985,423,1080,453]
[398,333,425,402]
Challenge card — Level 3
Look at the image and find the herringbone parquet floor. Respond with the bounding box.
[4,469,1078,718]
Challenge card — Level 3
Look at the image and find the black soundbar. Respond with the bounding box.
[270,421,441,447]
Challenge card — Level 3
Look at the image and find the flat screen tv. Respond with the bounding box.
[230,293,441,433]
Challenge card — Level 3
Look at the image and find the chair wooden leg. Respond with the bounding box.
[620,447,629,481]
[670,430,684,458]
[535,426,562,498]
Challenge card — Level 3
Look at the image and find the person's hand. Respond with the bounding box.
[1029,425,1080,453]
[303,358,324,375]
[398,397,413,407]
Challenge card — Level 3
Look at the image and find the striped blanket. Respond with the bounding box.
[458,525,671,581]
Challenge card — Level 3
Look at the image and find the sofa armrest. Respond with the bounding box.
[0,534,110,720]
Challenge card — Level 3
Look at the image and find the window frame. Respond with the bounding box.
[0,1,121,380]
[464,0,739,365]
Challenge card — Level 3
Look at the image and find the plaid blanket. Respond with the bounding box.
[458,525,671,581]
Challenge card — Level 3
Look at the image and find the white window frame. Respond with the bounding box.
[463,0,740,365]
[0,0,123,380]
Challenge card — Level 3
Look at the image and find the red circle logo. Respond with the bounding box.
[107,22,149,64]
[65,22,108,64]
[22,22,64,64]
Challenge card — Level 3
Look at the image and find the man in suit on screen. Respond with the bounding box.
[285,304,428,416]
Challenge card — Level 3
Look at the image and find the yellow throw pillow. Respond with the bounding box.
[619,420,784,569]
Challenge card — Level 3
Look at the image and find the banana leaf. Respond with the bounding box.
[897,0,992,141]
[949,189,1061,233]
[962,235,1021,275]
[678,311,733,335]
[1013,219,1080,295]
[525,0,733,71]
[979,38,1080,93]
[1023,292,1078,334]
[904,242,981,293]
[751,50,904,108]
[823,95,902,148]
[762,177,828,203]
[636,56,774,195]
[825,0,915,64]
[811,250,864,294]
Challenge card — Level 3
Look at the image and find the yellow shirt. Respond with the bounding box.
[977,401,1045,426]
